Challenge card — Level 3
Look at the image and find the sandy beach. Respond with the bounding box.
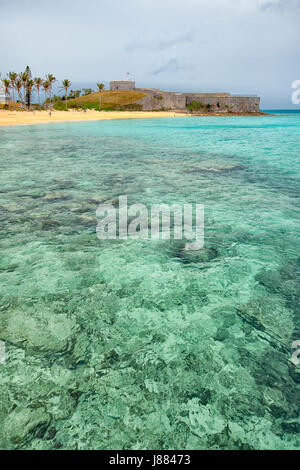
[0,109,185,127]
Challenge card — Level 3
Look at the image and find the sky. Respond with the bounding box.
[1,0,300,108]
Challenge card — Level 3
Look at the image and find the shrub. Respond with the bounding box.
[53,100,67,110]
[187,101,206,111]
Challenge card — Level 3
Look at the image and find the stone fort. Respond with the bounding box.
[109,80,260,113]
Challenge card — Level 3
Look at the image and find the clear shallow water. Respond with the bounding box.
[0,115,299,450]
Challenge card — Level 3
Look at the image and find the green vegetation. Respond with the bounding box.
[25,66,32,108]
[59,79,72,109]
[43,81,50,107]
[34,78,43,106]
[1,67,58,110]
[187,100,212,112]
[82,88,93,96]
[68,90,82,99]
[15,78,23,102]
[45,74,56,108]
[96,83,105,93]
[26,79,34,109]
[20,71,29,107]
[2,67,146,111]
[8,72,18,103]
[53,90,147,111]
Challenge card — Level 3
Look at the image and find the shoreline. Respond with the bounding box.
[0,109,269,127]
[0,110,185,127]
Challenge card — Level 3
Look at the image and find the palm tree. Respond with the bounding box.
[97,83,105,109]
[20,72,29,109]
[34,78,43,106]
[97,83,105,92]
[2,79,11,108]
[8,72,18,103]
[59,79,72,109]
[15,79,23,103]
[26,80,34,110]
[45,74,56,108]
[43,81,50,108]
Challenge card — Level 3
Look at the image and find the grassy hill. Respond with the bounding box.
[54,90,147,111]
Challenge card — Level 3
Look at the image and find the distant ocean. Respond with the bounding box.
[263,109,300,115]
[0,114,299,450]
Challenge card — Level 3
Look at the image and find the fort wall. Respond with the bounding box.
[135,90,186,111]
[135,89,260,113]
[108,80,261,113]
[185,94,261,113]
[110,80,135,91]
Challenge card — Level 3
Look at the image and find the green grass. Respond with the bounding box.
[54,90,147,111]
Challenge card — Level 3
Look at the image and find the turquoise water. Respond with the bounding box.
[0,115,299,450]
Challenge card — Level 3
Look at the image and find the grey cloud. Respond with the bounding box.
[258,0,300,11]
[125,31,194,52]
[151,58,185,76]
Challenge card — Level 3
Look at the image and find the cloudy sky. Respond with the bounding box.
[1,0,300,108]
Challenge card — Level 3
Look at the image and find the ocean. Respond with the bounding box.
[0,113,299,449]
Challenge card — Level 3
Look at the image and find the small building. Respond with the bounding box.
[0,82,7,104]
[110,80,135,91]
